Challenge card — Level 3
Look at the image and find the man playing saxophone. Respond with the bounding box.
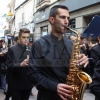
[29,5,89,100]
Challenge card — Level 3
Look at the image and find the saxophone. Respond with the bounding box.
[66,28,92,100]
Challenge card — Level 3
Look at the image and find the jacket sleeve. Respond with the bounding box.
[0,53,7,63]
[28,41,58,92]
[7,47,21,70]
[90,60,100,99]
[91,48,100,66]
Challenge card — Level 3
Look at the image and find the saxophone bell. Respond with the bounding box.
[77,71,92,83]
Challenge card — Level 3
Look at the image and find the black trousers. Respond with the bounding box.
[5,89,11,100]
[95,97,99,100]
[10,89,31,100]
[37,90,62,100]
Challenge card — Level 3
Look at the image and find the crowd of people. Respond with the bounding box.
[0,4,100,100]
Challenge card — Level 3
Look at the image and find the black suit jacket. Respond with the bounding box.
[91,44,100,66]
[90,44,100,100]
[90,60,100,100]
[7,43,33,90]
[0,48,7,74]
[29,34,73,99]
[90,44,100,76]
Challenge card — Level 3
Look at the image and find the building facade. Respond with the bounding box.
[3,0,16,45]
[15,0,35,37]
[33,0,100,40]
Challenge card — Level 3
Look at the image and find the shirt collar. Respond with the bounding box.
[17,43,26,48]
[50,33,63,45]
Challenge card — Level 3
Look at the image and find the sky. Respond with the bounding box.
[0,0,26,16]
[15,0,25,9]
[0,0,10,16]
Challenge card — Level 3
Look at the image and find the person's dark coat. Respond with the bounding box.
[91,44,100,67]
[81,44,90,74]
[90,44,100,100]
[29,34,73,100]
[90,60,100,100]
[0,48,7,74]
[7,43,33,90]
[90,44,100,76]
[81,43,90,56]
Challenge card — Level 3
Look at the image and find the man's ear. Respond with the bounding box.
[49,17,55,24]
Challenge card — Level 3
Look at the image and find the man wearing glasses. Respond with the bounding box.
[6,28,33,100]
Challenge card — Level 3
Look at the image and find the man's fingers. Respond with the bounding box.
[76,54,89,67]
[79,57,88,65]
[59,94,68,100]
[84,61,89,68]
[77,54,85,61]
[61,84,73,90]
[57,84,73,100]
[58,87,73,95]
[24,59,28,62]
[58,89,72,99]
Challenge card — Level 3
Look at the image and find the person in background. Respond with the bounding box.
[90,35,100,100]
[5,37,19,100]
[28,37,33,47]
[80,37,89,55]
[7,28,33,100]
[28,5,89,100]
[0,39,7,95]
[7,44,11,48]
[28,37,34,96]
[68,34,77,42]
[13,36,18,45]
[80,36,92,90]
[2,40,7,49]
[90,35,100,66]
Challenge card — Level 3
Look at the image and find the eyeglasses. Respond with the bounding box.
[21,36,30,39]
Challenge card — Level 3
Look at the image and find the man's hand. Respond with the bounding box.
[20,59,29,67]
[0,53,4,56]
[77,54,89,68]
[57,84,73,100]
[80,44,87,50]
[0,49,7,56]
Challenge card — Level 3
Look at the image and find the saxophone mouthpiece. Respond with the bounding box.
[67,27,70,30]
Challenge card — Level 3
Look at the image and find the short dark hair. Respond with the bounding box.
[0,40,3,42]
[14,36,18,42]
[19,28,30,37]
[49,5,69,18]
[98,34,100,38]
[80,36,87,40]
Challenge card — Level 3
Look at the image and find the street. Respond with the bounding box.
[0,87,95,100]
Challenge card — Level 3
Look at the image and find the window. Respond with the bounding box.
[36,0,45,5]
[69,19,75,29]
[22,13,24,21]
[41,26,48,36]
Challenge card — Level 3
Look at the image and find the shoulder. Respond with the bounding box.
[91,44,100,54]
[9,45,16,50]
[91,44,100,50]
[8,45,18,52]
[34,34,50,46]
[63,36,73,45]
[35,34,50,42]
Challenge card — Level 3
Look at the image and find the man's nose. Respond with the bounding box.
[25,38,29,41]
[65,18,69,25]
